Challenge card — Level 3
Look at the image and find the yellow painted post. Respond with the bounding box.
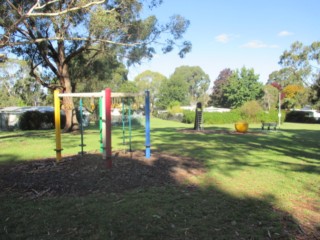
[54,90,62,161]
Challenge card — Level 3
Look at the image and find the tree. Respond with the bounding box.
[69,49,129,93]
[278,41,312,86]
[0,58,46,106]
[282,84,308,109]
[267,68,303,87]
[223,67,263,108]
[13,77,47,106]
[208,68,232,107]
[261,84,279,111]
[134,70,167,109]
[310,76,320,109]
[169,66,210,105]
[157,77,188,109]
[273,41,320,108]
[0,0,191,131]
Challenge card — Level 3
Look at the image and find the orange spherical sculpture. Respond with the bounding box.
[235,122,249,133]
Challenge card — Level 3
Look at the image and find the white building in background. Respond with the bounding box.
[180,105,230,113]
[0,106,55,130]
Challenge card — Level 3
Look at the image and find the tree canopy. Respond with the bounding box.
[134,70,167,109]
[157,76,189,109]
[223,67,263,108]
[169,65,210,105]
[0,0,191,131]
[0,59,47,107]
[208,68,232,107]
[267,41,320,109]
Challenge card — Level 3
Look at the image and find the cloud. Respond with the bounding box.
[278,30,294,37]
[241,40,279,49]
[215,33,237,43]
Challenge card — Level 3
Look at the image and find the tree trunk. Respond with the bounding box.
[60,63,79,132]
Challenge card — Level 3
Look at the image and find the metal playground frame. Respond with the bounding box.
[53,88,151,168]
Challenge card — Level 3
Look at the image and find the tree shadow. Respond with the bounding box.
[0,152,310,239]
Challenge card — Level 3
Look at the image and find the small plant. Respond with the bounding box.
[239,101,263,122]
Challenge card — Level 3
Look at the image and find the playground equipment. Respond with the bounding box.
[53,88,151,168]
[235,121,249,133]
[78,98,86,156]
[121,98,132,152]
[194,102,203,131]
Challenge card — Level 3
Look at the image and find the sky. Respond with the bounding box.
[128,0,320,88]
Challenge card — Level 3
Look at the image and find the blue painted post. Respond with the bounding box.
[128,99,132,152]
[145,90,151,158]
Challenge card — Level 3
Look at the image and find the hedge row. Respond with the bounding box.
[19,111,66,130]
[182,110,285,124]
[285,111,320,123]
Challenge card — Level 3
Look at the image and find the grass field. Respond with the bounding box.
[0,118,319,239]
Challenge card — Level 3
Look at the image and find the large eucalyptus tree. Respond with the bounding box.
[0,0,191,131]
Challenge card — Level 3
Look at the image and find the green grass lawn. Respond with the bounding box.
[0,118,319,239]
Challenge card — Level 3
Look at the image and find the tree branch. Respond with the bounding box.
[30,0,108,17]
[1,36,143,48]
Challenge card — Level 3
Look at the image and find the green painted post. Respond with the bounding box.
[99,97,103,153]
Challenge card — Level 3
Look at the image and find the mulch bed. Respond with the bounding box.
[0,150,318,239]
[0,151,205,198]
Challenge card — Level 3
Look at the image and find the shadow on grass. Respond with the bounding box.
[150,125,320,175]
[0,152,305,239]
[0,154,22,164]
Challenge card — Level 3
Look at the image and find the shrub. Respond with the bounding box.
[157,111,183,122]
[182,109,286,125]
[285,111,320,123]
[182,110,195,124]
[18,110,66,130]
[19,111,44,130]
[239,101,263,122]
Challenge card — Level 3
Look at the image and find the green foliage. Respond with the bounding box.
[278,41,312,86]
[134,70,167,109]
[0,59,47,107]
[239,101,263,122]
[70,51,129,93]
[183,109,284,124]
[167,102,183,114]
[19,111,44,130]
[157,78,189,109]
[208,68,232,107]
[309,77,320,110]
[170,66,210,105]
[285,111,320,123]
[223,67,263,108]
[262,85,279,111]
[17,111,65,130]
[2,1,191,131]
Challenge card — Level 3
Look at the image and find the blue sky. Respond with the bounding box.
[128,0,320,87]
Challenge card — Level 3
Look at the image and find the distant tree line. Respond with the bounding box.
[209,41,320,111]
[1,41,319,113]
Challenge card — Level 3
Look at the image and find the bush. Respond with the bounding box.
[182,110,241,124]
[182,109,285,125]
[285,111,320,123]
[18,111,66,130]
[19,111,44,130]
[239,101,263,121]
[156,111,183,122]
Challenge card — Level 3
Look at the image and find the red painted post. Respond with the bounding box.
[105,88,112,168]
